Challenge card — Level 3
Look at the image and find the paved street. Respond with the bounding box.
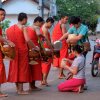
[0,35,100,100]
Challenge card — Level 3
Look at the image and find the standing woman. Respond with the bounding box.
[40,17,54,85]
[0,8,15,97]
[58,45,86,93]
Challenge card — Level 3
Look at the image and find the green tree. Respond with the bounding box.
[57,0,98,30]
[1,20,11,37]
[1,20,11,31]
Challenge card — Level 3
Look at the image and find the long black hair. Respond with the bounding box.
[70,16,81,24]
[72,45,83,54]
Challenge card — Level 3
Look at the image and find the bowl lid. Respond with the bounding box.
[53,41,62,50]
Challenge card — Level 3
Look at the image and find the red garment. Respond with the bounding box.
[41,59,52,74]
[0,27,6,83]
[27,27,39,46]
[68,53,75,60]
[27,27,42,80]
[66,53,75,67]
[40,27,51,49]
[0,27,2,35]
[30,60,42,81]
[52,22,68,68]
[6,25,32,82]
[40,27,52,74]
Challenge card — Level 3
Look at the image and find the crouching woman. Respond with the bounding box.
[58,45,86,93]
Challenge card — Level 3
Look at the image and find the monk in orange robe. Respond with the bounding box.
[0,8,15,97]
[6,13,36,95]
[27,16,44,91]
[52,15,69,79]
[40,17,54,85]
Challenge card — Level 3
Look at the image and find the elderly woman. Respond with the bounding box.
[58,45,86,93]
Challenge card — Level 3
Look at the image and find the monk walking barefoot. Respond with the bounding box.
[40,17,54,85]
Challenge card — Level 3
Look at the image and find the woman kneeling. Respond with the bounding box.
[58,45,86,93]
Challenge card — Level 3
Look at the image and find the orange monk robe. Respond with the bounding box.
[52,22,68,68]
[0,27,6,83]
[40,28,52,74]
[27,27,42,81]
[6,25,32,82]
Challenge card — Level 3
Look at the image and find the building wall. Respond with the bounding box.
[2,0,49,26]
[2,0,49,14]
[5,14,48,26]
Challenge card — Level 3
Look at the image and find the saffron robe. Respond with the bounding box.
[6,25,32,82]
[0,27,6,83]
[40,27,52,74]
[27,27,42,81]
[52,22,68,68]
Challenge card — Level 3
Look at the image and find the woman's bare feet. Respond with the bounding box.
[78,85,84,93]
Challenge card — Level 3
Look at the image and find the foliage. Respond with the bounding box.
[26,22,30,26]
[1,20,11,37]
[56,0,98,30]
[1,20,11,31]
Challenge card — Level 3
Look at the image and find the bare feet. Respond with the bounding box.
[17,91,29,95]
[78,86,84,93]
[0,92,8,97]
[29,86,42,92]
[41,81,50,86]
[58,74,66,79]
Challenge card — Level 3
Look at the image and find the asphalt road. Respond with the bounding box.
[0,35,100,100]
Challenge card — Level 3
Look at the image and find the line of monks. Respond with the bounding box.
[0,8,69,97]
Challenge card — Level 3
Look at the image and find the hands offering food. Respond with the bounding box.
[67,34,78,44]
[61,58,67,68]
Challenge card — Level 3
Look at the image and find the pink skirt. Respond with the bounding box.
[58,78,86,92]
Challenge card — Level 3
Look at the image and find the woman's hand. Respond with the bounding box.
[61,58,67,68]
